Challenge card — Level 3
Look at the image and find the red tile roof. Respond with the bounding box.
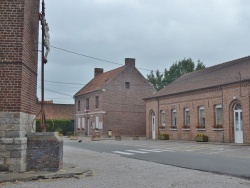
[149,56,250,99]
[74,66,126,96]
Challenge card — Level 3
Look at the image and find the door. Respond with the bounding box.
[234,103,243,143]
[152,115,156,139]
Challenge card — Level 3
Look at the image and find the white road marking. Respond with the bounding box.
[152,149,175,152]
[112,151,134,155]
[125,150,149,154]
[138,149,165,152]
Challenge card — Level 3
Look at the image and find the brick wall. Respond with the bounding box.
[0,0,40,172]
[103,66,155,136]
[0,0,39,114]
[145,81,250,143]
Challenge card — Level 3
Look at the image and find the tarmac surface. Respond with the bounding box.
[1,136,250,188]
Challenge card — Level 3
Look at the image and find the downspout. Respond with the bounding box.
[73,96,76,136]
[157,97,159,139]
[221,86,224,143]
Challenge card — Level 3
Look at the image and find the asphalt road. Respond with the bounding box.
[65,138,250,179]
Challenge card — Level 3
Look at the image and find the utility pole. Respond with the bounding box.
[39,0,50,132]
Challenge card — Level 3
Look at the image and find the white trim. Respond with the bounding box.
[185,108,190,111]
[216,104,222,108]
[199,106,204,110]
[75,111,106,116]
[172,109,177,112]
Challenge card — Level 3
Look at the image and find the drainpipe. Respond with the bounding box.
[221,86,224,143]
[157,97,159,139]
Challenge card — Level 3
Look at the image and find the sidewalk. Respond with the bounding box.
[0,163,91,183]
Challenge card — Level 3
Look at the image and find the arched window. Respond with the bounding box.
[234,103,242,110]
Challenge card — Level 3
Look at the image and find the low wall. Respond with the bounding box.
[27,132,63,171]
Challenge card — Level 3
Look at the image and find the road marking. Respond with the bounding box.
[125,150,149,154]
[138,149,165,152]
[152,149,175,152]
[112,151,134,155]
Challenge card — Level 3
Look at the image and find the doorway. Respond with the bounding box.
[151,111,156,139]
[234,103,243,143]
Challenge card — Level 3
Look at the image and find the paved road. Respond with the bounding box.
[2,138,250,188]
[65,137,250,179]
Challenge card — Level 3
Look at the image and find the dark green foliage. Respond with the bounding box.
[147,58,206,91]
[36,120,72,135]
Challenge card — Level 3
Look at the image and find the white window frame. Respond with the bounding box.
[172,109,177,127]
[81,117,85,129]
[161,110,165,126]
[199,106,205,127]
[215,104,223,125]
[77,117,81,130]
[95,116,99,129]
[184,108,190,126]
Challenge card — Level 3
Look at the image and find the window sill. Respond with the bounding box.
[212,128,223,131]
[196,128,206,131]
[170,128,177,131]
[182,128,191,131]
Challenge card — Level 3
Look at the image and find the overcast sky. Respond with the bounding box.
[37,0,250,104]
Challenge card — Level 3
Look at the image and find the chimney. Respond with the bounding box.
[125,58,135,67]
[94,68,104,77]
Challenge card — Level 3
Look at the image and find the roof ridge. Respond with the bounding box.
[74,65,126,97]
[171,55,250,83]
[152,55,250,98]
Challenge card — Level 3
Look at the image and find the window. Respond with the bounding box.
[77,100,80,111]
[81,117,85,129]
[125,82,130,89]
[86,98,89,110]
[172,109,177,127]
[184,108,190,126]
[199,106,205,127]
[95,116,99,129]
[77,117,81,130]
[95,96,99,109]
[215,105,222,125]
[161,110,165,126]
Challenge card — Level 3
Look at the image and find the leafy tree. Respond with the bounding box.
[147,58,206,91]
[196,60,206,70]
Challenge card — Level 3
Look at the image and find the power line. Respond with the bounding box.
[50,45,154,72]
[42,79,86,85]
[37,87,73,97]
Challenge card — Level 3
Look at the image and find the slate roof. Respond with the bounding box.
[74,66,126,97]
[148,56,250,99]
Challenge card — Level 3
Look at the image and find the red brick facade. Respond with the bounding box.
[0,0,39,114]
[0,0,40,172]
[145,56,250,144]
[74,58,155,137]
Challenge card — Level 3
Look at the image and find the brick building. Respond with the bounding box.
[0,0,40,171]
[144,56,250,144]
[74,58,155,137]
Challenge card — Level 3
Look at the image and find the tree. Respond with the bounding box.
[147,58,206,91]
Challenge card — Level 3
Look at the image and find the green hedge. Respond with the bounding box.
[36,120,72,135]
